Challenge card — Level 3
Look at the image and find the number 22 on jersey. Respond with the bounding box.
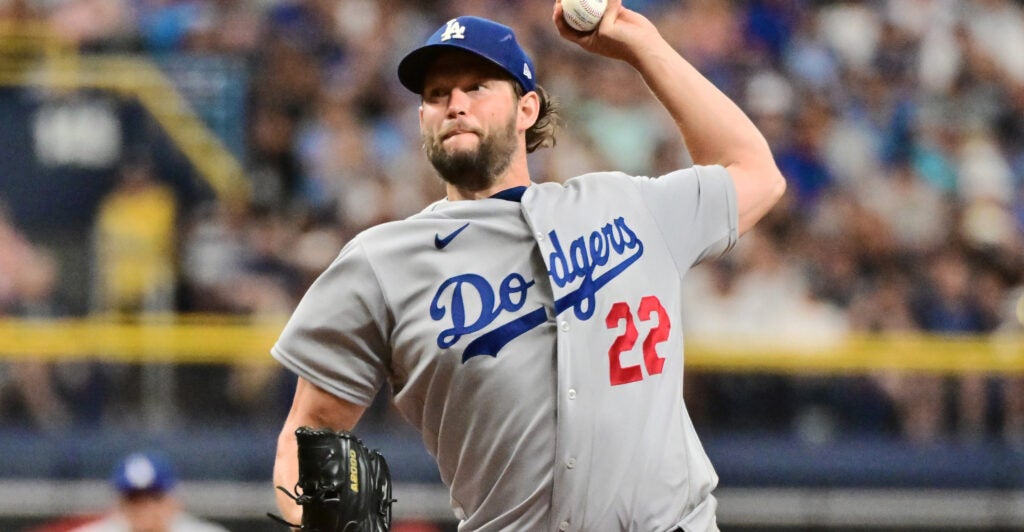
[605,295,670,386]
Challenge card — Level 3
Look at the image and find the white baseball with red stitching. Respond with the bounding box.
[562,0,607,32]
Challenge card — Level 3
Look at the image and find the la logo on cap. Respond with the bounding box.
[441,19,466,41]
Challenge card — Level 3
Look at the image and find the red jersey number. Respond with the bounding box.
[605,296,670,386]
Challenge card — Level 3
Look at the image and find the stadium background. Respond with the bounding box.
[0,0,1023,530]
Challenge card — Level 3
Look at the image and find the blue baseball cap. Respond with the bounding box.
[398,16,536,94]
[111,452,178,493]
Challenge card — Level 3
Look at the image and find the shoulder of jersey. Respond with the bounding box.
[561,170,636,186]
[534,171,641,198]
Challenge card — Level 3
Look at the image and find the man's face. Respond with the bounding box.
[120,490,179,532]
[419,50,522,191]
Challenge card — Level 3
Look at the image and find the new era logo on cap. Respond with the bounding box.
[397,16,537,94]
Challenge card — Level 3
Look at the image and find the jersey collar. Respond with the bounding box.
[489,186,528,202]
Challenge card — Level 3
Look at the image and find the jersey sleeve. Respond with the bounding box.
[634,164,738,272]
[271,237,391,407]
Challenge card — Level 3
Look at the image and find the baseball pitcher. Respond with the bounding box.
[272,2,785,530]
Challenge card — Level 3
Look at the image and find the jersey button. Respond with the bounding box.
[568,389,577,400]
[559,321,570,332]
[559,521,569,531]
[535,231,545,241]
[566,458,576,469]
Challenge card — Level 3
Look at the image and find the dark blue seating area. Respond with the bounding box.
[4,427,1022,490]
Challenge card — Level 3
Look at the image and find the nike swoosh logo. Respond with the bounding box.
[435,223,470,249]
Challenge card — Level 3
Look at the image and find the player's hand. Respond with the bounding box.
[271,486,302,529]
[552,0,661,64]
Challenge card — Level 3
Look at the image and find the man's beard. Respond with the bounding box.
[423,114,518,192]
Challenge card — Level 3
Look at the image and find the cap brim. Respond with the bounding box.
[397,43,518,95]
[120,486,172,497]
[397,45,447,94]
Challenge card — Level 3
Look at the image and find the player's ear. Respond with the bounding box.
[517,90,540,132]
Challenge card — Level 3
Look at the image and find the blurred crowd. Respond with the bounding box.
[0,0,1022,448]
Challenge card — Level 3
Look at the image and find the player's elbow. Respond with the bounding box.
[733,163,787,235]
[767,168,787,207]
[751,161,786,212]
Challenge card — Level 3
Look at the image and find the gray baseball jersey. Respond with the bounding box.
[273,164,737,532]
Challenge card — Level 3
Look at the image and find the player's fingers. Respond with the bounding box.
[597,0,625,32]
[552,2,584,41]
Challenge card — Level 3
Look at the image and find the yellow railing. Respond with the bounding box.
[0,316,1021,373]
[0,315,283,364]
[0,20,73,63]
[0,23,250,204]
[685,334,1024,374]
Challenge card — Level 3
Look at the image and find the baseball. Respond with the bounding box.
[562,0,607,32]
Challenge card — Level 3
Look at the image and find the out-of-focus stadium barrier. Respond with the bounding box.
[0,315,284,364]
[3,480,1024,531]
[0,315,1020,373]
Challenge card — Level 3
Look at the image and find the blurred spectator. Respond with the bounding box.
[743,0,800,62]
[0,0,39,21]
[90,159,178,429]
[774,95,834,207]
[0,204,71,431]
[92,159,177,315]
[262,0,346,72]
[819,2,881,74]
[963,0,1024,84]
[48,0,132,49]
[857,160,950,256]
[244,0,355,210]
[138,1,206,51]
[178,203,300,425]
[1,247,72,432]
[0,201,32,312]
[577,61,675,176]
[179,201,250,312]
[850,272,937,444]
[663,0,744,70]
[134,0,265,53]
[294,88,381,218]
[68,451,228,532]
[682,258,796,432]
[999,287,1024,445]
[912,249,990,440]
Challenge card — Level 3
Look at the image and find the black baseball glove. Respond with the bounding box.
[270,427,394,531]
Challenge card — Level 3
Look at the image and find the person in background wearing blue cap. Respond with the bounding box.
[70,452,227,532]
[272,1,785,530]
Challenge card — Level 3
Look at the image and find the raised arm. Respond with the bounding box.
[273,377,366,524]
[553,0,785,235]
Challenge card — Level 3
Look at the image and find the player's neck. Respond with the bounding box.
[446,153,531,201]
